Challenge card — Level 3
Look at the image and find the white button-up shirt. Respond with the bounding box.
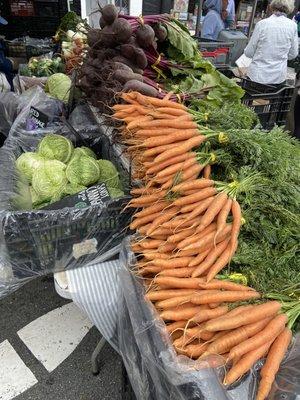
[244,14,299,84]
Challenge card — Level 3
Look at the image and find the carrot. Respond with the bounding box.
[139,266,162,275]
[130,212,162,230]
[142,130,198,148]
[191,239,230,276]
[129,191,166,206]
[157,107,186,116]
[257,328,292,400]
[224,341,273,386]
[167,228,196,244]
[143,142,178,158]
[182,224,231,251]
[136,127,190,138]
[171,179,214,193]
[182,342,210,359]
[173,187,217,207]
[140,239,165,250]
[154,276,206,289]
[127,115,153,130]
[215,198,233,243]
[206,242,238,282]
[157,291,218,309]
[160,306,206,321]
[203,317,272,357]
[227,314,288,361]
[190,290,260,305]
[185,248,211,267]
[230,199,241,256]
[166,320,189,334]
[146,289,199,302]
[147,227,174,237]
[154,135,206,164]
[198,280,254,292]
[180,197,215,221]
[177,223,218,250]
[131,242,144,252]
[146,152,196,175]
[205,301,282,332]
[142,252,171,261]
[161,217,201,230]
[196,192,228,233]
[161,164,203,190]
[190,305,229,324]
[155,157,197,180]
[137,119,198,130]
[158,242,177,253]
[134,201,169,218]
[151,257,194,269]
[159,266,196,278]
[135,92,187,110]
[130,187,156,196]
[146,207,180,236]
[203,164,211,179]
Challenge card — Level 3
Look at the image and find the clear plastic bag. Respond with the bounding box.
[0,109,132,299]
[115,237,300,400]
[0,92,20,136]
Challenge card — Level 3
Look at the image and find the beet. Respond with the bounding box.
[136,24,155,49]
[113,70,143,84]
[101,4,118,25]
[100,25,118,48]
[113,62,133,72]
[153,24,167,42]
[123,80,158,97]
[135,48,148,69]
[120,44,137,59]
[111,18,133,44]
[99,16,106,29]
[87,28,102,48]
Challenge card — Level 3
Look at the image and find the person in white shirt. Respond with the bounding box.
[243,0,298,85]
[225,0,235,28]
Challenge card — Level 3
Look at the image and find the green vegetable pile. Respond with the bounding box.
[45,73,72,103]
[54,11,87,42]
[20,57,65,77]
[203,127,300,297]
[16,134,124,209]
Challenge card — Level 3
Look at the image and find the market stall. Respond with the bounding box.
[0,5,299,400]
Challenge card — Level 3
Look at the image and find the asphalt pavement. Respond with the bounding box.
[0,275,125,400]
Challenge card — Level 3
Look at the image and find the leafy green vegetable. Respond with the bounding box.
[98,159,120,189]
[204,127,300,294]
[64,182,87,195]
[38,134,74,164]
[54,12,85,42]
[45,73,72,103]
[66,155,100,186]
[16,152,45,182]
[72,147,97,160]
[108,187,124,198]
[165,20,199,61]
[20,57,65,77]
[32,160,67,202]
[190,100,259,130]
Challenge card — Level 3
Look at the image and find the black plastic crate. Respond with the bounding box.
[1,132,133,278]
[194,37,234,68]
[240,79,294,130]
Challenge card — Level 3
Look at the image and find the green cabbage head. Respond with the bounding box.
[45,73,72,103]
[64,182,87,195]
[32,160,68,201]
[71,146,97,160]
[66,155,100,186]
[16,152,45,182]
[108,187,124,198]
[38,134,74,163]
[98,159,120,189]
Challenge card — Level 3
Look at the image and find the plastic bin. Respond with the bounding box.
[194,37,234,68]
[240,79,294,130]
[0,132,133,279]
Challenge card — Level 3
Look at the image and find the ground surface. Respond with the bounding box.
[0,276,124,400]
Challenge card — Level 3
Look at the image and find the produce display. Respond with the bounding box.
[78,5,244,111]
[19,57,65,77]
[16,134,123,209]
[44,73,72,103]
[112,91,300,399]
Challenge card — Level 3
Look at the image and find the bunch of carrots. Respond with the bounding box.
[112,91,293,399]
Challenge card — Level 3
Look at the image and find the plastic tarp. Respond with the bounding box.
[0,89,132,299]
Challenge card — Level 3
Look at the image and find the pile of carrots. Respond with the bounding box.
[112,91,292,399]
